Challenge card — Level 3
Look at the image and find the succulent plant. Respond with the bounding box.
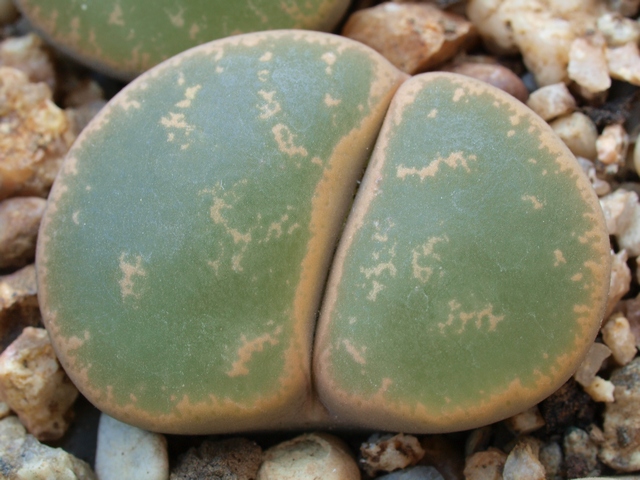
[14,0,350,79]
[36,30,610,435]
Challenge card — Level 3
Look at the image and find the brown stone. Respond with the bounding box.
[342,2,477,74]
[0,264,41,352]
[440,61,529,102]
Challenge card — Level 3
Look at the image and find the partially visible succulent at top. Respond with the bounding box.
[36,30,610,434]
[14,0,350,79]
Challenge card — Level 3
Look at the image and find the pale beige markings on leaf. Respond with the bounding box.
[453,88,465,102]
[367,280,385,301]
[247,0,269,23]
[108,3,124,26]
[69,16,81,45]
[257,90,281,119]
[324,93,341,107]
[571,273,583,281]
[258,69,269,82]
[176,85,202,108]
[554,249,567,267]
[160,111,196,150]
[118,253,146,301]
[342,339,367,365]
[508,130,516,137]
[260,51,273,62]
[72,211,80,225]
[412,235,449,283]
[521,194,544,210]
[438,300,505,334]
[272,124,308,157]
[321,51,337,74]
[428,108,438,118]
[397,152,477,181]
[226,325,283,377]
[189,23,200,40]
[166,6,185,27]
[118,91,141,111]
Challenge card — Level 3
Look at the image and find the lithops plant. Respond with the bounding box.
[14,0,350,79]
[36,30,610,435]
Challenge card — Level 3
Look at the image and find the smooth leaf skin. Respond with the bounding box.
[313,73,611,433]
[36,31,406,434]
[15,0,350,79]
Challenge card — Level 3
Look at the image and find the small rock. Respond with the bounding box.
[502,438,545,480]
[0,415,96,479]
[538,441,564,480]
[607,42,640,86]
[600,189,637,236]
[550,112,598,160]
[360,433,425,476]
[564,427,601,478]
[583,376,616,403]
[526,83,576,121]
[504,406,545,435]
[0,400,9,418]
[0,33,56,89]
[440,60,528,102]
[597,123,629,174]
[95,413,169,480]
[377,465,445,480]
[599,357,640,471]
[609,0,640,16]
[575,156,610,197]
[342,2,477,74]
[0,66,77,200]
[568,34,611,96]
[607,250,632,317]
[597,12,640,47]
[463,448,507,480]
[419,434,465,480]
[574,342,612,387]
[0,264,42,352]
[170,437,262,480]
[0,327,79,441]
[602,314,637,365]
[257,432,359,480]
[0,196,46,269]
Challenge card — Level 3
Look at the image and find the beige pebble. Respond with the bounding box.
[607,249,632,317]
[342,2,476,74]
[0,327,78,441]
[602,314,638,365]
[440,60,528,102]
[584,376,616,403]
[0,415,96,479]
[576,157,610,196]
[0,34,56,90]
[607,42,640,86]
[360,433,425,476]
[0,400,9,418]
[0,197,46,269]
[0,67,77,200]
[597,124,629,175]
[0,264,42,352]
[568,34,611,95]
[600,358,640,471]
[597,12,640,47]
[599,189,637,235]
[527,83,576,121]
[95,414,169,480]
[549,112,598,160]
[257,432,360,480]
[504,406,545,435]
[574,342,612,387]
[503,438,545,480]
[463,448,507,480]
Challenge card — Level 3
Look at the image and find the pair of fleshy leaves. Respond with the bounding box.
[37,31,610,434]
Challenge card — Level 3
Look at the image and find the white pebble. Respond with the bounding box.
[607,249,632,317]
[95,414,168,480]
[568,34,611,95]
[597,124,629,174]
[574,342,612,387]
[597,12,640,47]
[607,42,640,86]
[504,406,545,435]
[503,438,545,480]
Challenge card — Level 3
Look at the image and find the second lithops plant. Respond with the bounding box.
[15,0,350,79]
[36,30,611,434]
